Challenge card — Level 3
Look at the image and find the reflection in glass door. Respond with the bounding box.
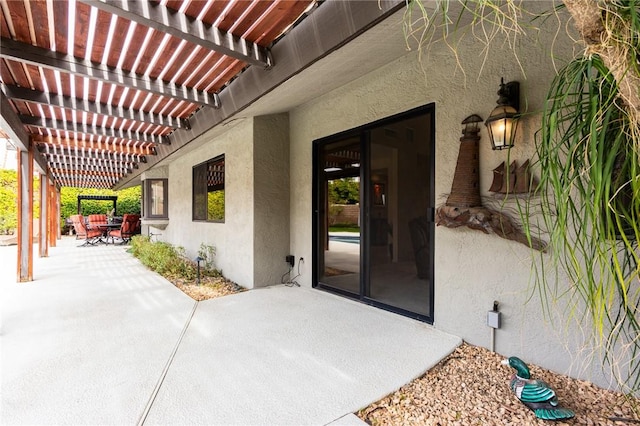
[314,105,434,322]
[366,117,433,317]
[317,138,361,296]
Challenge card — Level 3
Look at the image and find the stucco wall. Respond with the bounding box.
[157,114,291,290]
[253,114,291,287]
[162,119,256,288]
[289,12,610,386]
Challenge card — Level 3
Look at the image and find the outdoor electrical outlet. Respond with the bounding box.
[286,255,295,267]
[487,310,501,329]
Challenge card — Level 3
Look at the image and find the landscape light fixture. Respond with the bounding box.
[485,78,520,150]
[195,256,203,286]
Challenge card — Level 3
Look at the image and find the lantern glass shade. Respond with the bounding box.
[485,104,518,150]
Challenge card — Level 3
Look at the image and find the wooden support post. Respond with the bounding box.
[17,149,33,282]
[56,189,61,240]
[48,181,54,247]
[48,180,58,247]
[39,173,48,257]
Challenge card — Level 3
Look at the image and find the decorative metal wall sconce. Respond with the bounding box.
[485,78,520,150]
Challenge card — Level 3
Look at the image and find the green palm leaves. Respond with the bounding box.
[529,54,640,392]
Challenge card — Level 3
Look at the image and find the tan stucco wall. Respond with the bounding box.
[156,114,291,289]
[253,114,291,287]
[162,119,256,287]
[288,11,610,386]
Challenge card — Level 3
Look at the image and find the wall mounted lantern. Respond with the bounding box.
[485,78,520,150]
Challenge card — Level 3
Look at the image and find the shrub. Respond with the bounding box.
[130,236,222,280]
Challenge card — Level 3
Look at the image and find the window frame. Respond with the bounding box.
[192,154,225,223]
[142,178,168,219]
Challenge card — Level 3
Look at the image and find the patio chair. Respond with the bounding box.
[107,214,140,244]
[87,214,108,233]
[69,215,85,239]
[70,214,103,246]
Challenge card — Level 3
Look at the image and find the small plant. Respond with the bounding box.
[197,243,220,277]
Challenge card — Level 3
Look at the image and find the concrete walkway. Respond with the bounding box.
[1,237,461,425]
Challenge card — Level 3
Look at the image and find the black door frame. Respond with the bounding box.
[312,104,436,323]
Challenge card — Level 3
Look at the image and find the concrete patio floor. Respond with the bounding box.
[1,237,461,425]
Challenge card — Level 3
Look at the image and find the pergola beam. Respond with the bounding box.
[81,0,272,68]
[38,145,147,163]
[57,180,112,189]
[46,157,139,168]
[52,171,117,181]
[3,84,190,130]
[0,37,221,108]
[20,115,170,145]
[51,173,119,183]
[0,91,48,172]
[32,135,157,156]
[50,167,130,177]
[50,162,135,173]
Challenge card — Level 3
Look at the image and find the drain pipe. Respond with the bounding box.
[487,301,501,352]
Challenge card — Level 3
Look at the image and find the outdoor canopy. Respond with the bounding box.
[77,195,117,215]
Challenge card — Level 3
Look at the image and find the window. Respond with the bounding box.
[143,179,168,219]
[193,155,225,222]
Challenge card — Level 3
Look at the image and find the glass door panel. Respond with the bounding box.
[366,116,433,316]
[318,138,361,295]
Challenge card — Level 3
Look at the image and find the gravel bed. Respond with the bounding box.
[167,275,244,301]
[358,343,639,425]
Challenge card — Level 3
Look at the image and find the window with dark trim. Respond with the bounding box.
[193,154,225,222]
[143,178,168,219]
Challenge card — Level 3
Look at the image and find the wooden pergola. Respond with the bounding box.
[0,0,407,281]
[77,194,118,215]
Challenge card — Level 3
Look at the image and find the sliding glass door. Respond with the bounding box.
[313,105,435,322]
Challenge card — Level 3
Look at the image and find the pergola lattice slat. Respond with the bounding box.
[3,84,190,130]
[81,0,273,68]
[38,145,147,163]
[50,163,134,174]
[21,115,170,145]
[32,135,156,156]
[0,37,222,108]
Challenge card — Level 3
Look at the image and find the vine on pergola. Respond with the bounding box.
[405,0,640,393]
